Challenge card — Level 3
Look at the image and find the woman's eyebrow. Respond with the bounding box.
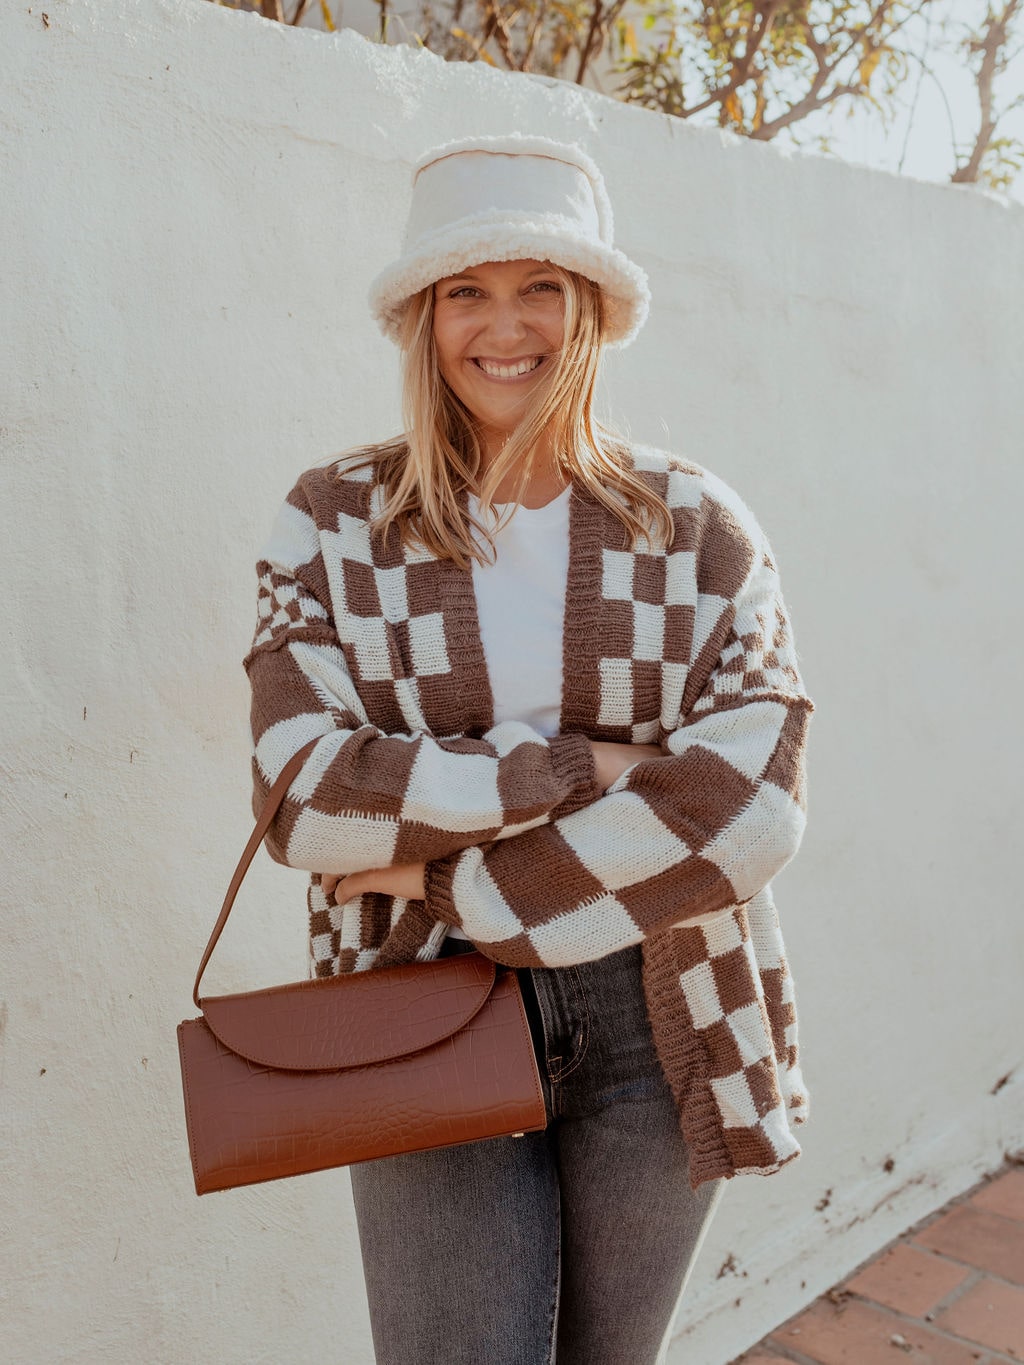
[442,267,557,285]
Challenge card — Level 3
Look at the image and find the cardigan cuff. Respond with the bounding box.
[547,731,602,818]
[372,896,439,970]
[424,854,461,926]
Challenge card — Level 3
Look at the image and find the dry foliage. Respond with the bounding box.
[209,0,1024,192]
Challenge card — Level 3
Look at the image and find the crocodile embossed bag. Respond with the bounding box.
[177,741,547,1195]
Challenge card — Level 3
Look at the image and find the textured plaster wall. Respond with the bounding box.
[3,2,1023,1362]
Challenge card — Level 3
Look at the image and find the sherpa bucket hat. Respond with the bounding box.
[368,134,650,348]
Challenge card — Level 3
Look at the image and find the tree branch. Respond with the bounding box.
[522,2,545,71]
[482,0,518,68]
[681,0,784,119]
[575,1,606,84]
[953,0,1022,182]
[753,78,861,138]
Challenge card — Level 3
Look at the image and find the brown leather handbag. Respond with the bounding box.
[177,741,547,1195]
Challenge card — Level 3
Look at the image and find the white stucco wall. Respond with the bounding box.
[3,3,1023,1362]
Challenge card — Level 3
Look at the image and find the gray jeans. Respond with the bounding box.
[349,942,723,1365]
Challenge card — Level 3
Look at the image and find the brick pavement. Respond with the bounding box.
[732,1162,1024,1365]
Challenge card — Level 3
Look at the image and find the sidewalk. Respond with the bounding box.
[733,1160,1024,1365]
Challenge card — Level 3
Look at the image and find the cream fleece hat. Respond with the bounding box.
[369,134,650,348]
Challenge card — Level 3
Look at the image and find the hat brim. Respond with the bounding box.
[369,213,650,349]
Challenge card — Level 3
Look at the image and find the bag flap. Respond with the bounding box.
[199,951,497,1071]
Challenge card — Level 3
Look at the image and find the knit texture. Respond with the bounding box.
[245,445,814,1187]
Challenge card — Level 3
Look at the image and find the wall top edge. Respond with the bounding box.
[13,0,1022,220]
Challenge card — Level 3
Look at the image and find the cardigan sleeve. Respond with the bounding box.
[422,534,813,968]
[245,489,599,875]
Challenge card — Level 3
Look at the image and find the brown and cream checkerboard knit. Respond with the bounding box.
[245,444,814,1188]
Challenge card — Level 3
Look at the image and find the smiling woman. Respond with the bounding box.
[432,261,577,502]
[245,133,814,1365]
[439,265,559,388]
[433,261,568,498]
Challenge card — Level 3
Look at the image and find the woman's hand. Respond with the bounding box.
[322,863,427,905]
[590,741,664,791]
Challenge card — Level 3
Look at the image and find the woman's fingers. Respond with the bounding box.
[323,863,428,904]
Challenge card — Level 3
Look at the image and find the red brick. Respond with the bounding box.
[843,1243,972,1317]
[915,1205,1024,1284]
[774,1298,985,1364]
[937,1275,1024,1359]
[970,1169,1024,1223]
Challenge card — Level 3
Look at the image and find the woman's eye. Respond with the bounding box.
[444,281,560,299]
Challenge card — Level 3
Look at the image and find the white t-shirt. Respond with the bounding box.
[444,487,571,942]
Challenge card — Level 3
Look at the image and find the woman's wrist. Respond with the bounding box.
[589,739,664,791]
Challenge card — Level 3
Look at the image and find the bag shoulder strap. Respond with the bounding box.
[193,739,321,1008]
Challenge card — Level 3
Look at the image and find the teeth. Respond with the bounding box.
[476,357,542,378]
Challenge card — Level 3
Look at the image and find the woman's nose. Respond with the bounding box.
[483,299,530,342]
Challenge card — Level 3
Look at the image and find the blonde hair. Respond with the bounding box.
[341,265,673,569]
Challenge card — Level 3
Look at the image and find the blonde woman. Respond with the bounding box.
[246,135,813,1365]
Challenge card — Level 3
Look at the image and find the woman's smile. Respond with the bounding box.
[470,355,546,381]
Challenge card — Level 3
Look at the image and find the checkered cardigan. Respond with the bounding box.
[245,445,814,1188]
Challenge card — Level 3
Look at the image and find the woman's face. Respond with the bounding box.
[432,258,566,440]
